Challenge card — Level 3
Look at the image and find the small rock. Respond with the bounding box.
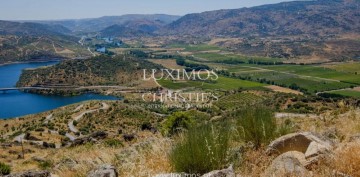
[305,141,331,159]
[263,151,311,177]
[87,164,118,177]
[154,173,192,177]
[4,170,51,177]
[25,133,41,141]
[348,133,360,142]
[71,131,108,147]
[32,156,47,162]
[1,143,12,148]
[202,165,235,177]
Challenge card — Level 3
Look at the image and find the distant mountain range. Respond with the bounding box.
[4,0,360,38]
[0,20,71,36]
[30,14,181,33]
[0,0,359,63]
[160,0,360,37]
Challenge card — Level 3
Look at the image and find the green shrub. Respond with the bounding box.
[234,106,277,149]
[277,119,295,136]
[38,160,53,170]
[104,139,123,148]
[161,112,195,136]
[169,123,231,174]
[0,162,11,175]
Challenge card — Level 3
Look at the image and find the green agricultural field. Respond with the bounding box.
[238,71,354,94]
[194,53,284,63]
[261,65,360,85]
[158,76,266,90]
[214,93,265,110]
[329,90,360,98]
[325,62,360,74]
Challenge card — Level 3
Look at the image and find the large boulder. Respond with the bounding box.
[87,164,118,177]
[202,165,235,177]
[266,132,333,155]
[263,151,311,177]
[5,170,51,177]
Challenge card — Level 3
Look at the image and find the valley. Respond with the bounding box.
[0,0,360,176]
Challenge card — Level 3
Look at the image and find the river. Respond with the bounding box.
[0,61,118,119]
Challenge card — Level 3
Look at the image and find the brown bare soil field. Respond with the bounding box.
[265,85,303,95]
[147,59,185,70]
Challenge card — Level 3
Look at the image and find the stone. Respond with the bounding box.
[202,165,235,177]
[263,151,311,177]
[348,133,360,142]
[4,170,51,177]
[266,132,333,155]
[87,164,118,177]
[32,156,47,163]
[71,131,108,147]
[154,173,192,177]
[304,141,330,159]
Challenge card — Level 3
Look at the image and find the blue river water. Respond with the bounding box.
[0,61,118,119]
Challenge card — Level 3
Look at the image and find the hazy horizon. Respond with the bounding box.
[0,0,294,21]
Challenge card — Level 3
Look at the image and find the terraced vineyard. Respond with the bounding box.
[329,90,360,98]
[261,65,360,85]
[158,76,266,90]
[238,71,354,94]
[194,53,284,64]
[323,62,360,74]
[214,92,265,110]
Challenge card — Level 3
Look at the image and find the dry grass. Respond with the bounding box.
[331,142,360,176]
[1,135,172,177]
[50,136,172,177]
[238,148,273,177]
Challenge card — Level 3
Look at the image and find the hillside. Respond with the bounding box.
[16,55,162,88]
[0,21,71,36]
[161,0,360,37]
[36,14,181,33]
[100,24,151,38]
[0,21,90,64]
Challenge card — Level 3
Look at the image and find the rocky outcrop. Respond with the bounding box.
[266,132,334,156]
[263,151,311,177]
[71,131,108,146]
[4,170,51,177]
[87,164,118,177]
[265,132,337,175]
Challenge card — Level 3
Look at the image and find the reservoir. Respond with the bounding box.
[0,61,118,119]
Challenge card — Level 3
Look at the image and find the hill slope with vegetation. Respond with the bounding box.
[16,55,162,87]
[161,0,360,37]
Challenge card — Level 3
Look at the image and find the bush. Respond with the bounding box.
[38,160,52,170]
[233,106,277,149]
[277,119,295,136]
[104,139,123,148]
[169,123,231,174]
[161,112,195,136]
[0,162,11,175]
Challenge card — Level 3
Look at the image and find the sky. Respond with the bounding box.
[0,0,293,21]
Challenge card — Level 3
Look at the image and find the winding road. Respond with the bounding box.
[68,102,109,134]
